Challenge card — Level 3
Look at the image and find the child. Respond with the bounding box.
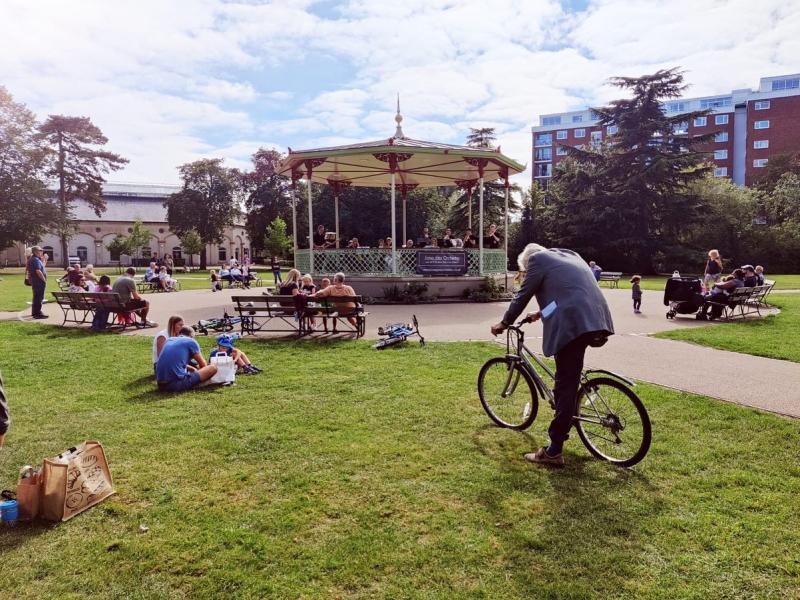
[320,277,331,290]
[210,334,261,375]
[631,275,643,314]
[210,269,222,292]
[300,274,316,295]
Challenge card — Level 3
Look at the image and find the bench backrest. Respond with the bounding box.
[52,291,126,310]
[231,294,365,317]
[599,271,622,279]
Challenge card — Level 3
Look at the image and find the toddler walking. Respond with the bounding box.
[631,275,642,314]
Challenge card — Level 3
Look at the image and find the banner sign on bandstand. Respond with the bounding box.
[416,250,467,276]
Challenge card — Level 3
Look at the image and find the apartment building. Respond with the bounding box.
[531,73,800,189]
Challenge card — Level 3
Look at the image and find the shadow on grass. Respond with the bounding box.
[0,520,57,554]
[471,423,663,595]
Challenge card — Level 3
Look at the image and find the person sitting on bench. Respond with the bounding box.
[112,267,157,327]
[696,268,745,321]
[311,271,358,328]
[156,327,217,392]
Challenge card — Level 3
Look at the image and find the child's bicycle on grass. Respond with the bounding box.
[477,316,651,467]
[373,315,425,350]
[192,312,248,335]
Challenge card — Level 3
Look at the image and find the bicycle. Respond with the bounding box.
[477,317,651,467]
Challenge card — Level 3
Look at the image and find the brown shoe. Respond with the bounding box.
[524,447,565,467]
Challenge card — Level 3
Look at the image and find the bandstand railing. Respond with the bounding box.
[294,248,506,276]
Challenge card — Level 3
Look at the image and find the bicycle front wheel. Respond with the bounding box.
[575,377,651,467]
[477,357,538,430]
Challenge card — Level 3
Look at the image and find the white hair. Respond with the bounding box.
[517,243,547,272]
[334,272,346,283]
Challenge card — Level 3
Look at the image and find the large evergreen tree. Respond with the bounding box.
[38,115,128,266]
[548,68,714,273]
[0,87,56,250]
[165,158,238,269]
[466,127,496,149]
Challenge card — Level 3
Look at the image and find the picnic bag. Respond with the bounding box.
[16,472,42,520]
[210,353,236,385]
[40,440,115,522]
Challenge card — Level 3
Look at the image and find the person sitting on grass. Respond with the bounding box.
[311,271,358,328]
[210,269,222,292]
[210,334,261,375]
[112,267,157,328]
[0,370,9,449]
[155,327,217,392]
[153,315,187,374]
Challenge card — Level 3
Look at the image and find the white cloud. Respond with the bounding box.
[1,0,797,189]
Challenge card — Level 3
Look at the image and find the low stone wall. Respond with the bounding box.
[343,274,509,299]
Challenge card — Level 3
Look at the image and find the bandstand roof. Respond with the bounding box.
[276,104,525,189]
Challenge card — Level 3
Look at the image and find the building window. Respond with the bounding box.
[715,114,729,125]
[714,167,728,177]
[572,115,583,123]
[556,146,568,156]
[753,159,768,168]
[574,128,585,138]
[218,246,227,261]
[76,246,88,262]
[556,130,567,140]
[542,116,561,126]
[700,97,732,109]
[534,133,552,146]
[714,150,728,160]
[693,116,707,127]
[715,131,729,143]
[607,125,618,135]
[42,246,54,261]
[140,246,152,259]
[591,131,602,141]
[533,163,552,178]
[754,120,770,129]
[753,140,769,149]
[534,147,552,161]
[754,100,770,110]
[665,101,687,113]
[673,121,688,135]
[771,78,800,91]
[172,246,182,260]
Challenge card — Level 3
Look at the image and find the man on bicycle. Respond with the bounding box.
[491,244,614,466]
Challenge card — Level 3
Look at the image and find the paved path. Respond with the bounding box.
[6,287,799,417]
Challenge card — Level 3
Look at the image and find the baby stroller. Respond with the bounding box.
[663,277,704,319]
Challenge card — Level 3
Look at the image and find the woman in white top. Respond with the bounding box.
[152,315,186,374]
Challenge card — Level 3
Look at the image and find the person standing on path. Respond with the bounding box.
[491,244,615,467]
[27,246,48,319]
[631,275,643,314]
[0,370,9,448]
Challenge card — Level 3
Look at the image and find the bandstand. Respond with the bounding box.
[276,102,525,298]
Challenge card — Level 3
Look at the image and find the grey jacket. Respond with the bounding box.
[502,248,614,356]
[0,370,9,435]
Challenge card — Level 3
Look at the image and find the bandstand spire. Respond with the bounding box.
[394,93,405,139]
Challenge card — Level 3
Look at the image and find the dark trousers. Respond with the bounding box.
[548,334,591,451]
[273,269,282,285]
[633,298,641,311]
[31,280,46,316]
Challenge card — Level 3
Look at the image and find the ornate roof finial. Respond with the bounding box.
[394,93,405,139]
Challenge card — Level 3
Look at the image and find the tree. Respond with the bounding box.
[180,229,203,267]
[263,217,292,259]
[126,220,152,263]
[755,151,800,193]
[547,68,714,273]
[38,115,128,266]
[0,87,58,250]
[164,158,237,269]
[447,181,520,235]
[105,234,131,265]
[466,127,496,149]
[509,182,548,262]
[241,149,293,256]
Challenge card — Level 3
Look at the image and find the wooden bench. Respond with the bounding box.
[231,295,367,338]
[136,276,181,293]
[706,281,776,320]
[598,271,622,288]
[51,292,137,329]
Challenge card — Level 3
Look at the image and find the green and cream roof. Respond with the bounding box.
[277,110,525,189]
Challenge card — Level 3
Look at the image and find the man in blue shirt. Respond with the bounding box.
[155,328,217,392]
[27,246,48,319]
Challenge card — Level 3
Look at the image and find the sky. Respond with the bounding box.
[2,0,798,188]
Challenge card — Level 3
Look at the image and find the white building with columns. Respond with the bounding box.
[1,183,251,267]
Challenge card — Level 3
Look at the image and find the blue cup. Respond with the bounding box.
[0,499,19,524]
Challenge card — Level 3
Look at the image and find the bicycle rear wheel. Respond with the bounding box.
[575,377,651,467]
[477,357,538,430]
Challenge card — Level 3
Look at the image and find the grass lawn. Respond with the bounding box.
[655,293,800,363]
[614,273,800,292]
[0,269,282,312]
[0,323,798,598]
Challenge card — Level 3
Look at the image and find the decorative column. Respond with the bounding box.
[327,177,352,250]
[290,168,302,258]
[304,159,325,274]
[500,166,511,291]
[399,183,418,246]
[373,151,412,275]
[465,158,488,275]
